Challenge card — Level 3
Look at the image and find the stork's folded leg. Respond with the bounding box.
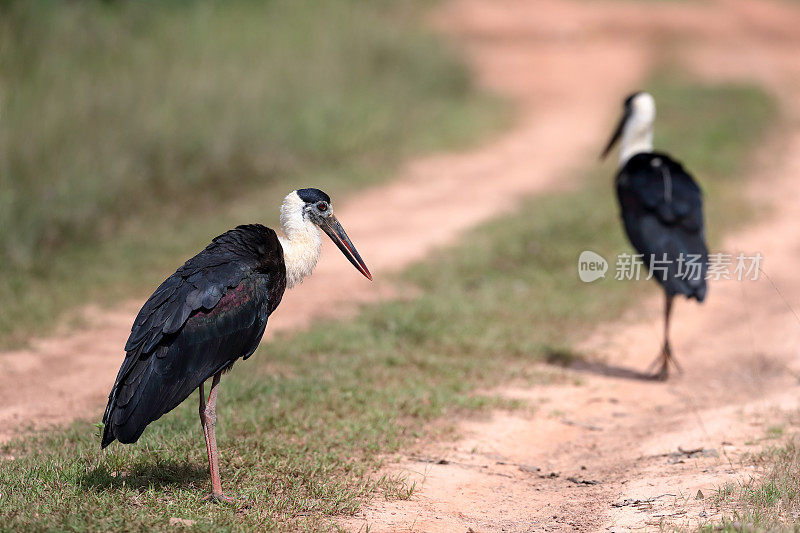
[200,372,233,503]
[199,383,213,490]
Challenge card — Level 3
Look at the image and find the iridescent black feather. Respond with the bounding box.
[616,152,709,301]
[101,224,286,448]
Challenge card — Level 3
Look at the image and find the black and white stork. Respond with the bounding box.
[101,188,371,501]
[601,92,709,380]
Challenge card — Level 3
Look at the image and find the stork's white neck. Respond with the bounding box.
[619,93,656,167]
[619,124,654,166]
[277,192,322,289]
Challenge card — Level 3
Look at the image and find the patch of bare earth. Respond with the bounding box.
[342,0,800,532]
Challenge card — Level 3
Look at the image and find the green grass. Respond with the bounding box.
[701,438,800,532]
[0,77,775,531]
[0,0,505,346]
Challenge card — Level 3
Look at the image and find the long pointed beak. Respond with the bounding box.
[600,108,630,160]
[321,215,372,281]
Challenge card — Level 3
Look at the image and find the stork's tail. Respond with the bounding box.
[100,395,117,448]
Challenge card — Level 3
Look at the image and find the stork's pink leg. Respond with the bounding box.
[645,294,680,380]
[199,372,232,502]
[199,382,211,479]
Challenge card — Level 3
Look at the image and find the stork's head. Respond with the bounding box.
[601,91,656,165]
[280,188,371,282]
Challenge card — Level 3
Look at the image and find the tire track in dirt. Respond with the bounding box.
[0,2,646,442]
[342,0,800,531]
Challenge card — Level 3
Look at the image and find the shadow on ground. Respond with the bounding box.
[543,345,655,382]
[82,460,207,492]
[569,359,656,382]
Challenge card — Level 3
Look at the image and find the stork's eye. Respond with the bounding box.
[316,202,328,212]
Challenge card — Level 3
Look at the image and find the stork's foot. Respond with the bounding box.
[645,342,680,381]
[202,493,237,505]
[650,358,669,381]
[202,493,250,507]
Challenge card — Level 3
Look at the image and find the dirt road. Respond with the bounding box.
[342,0,800,531]
[0,2,645,441]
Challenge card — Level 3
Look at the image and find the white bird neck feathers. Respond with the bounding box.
[278,191,322,289]
[619,93,656,166]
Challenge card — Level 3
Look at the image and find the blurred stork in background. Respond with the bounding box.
[602,92,709,380]
[101,188,371,501]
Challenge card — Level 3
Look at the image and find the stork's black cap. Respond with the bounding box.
[624,91,644,108]
[296,188,331,204]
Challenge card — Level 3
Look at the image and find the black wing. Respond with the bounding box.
[616,152,708,301]
[102,224,286,447]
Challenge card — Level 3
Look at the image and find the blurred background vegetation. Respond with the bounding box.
[0,0,504,344]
